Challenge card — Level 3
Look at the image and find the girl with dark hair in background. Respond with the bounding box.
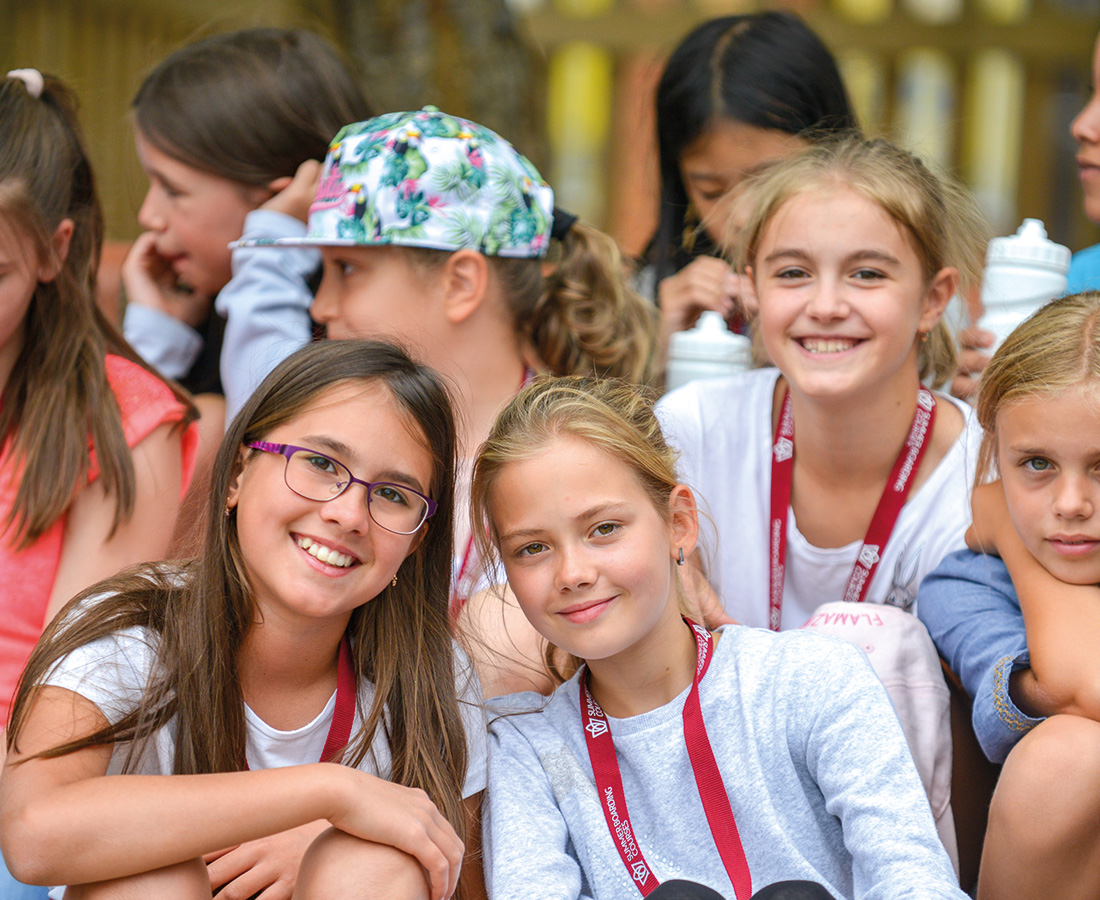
[642,12,857,368]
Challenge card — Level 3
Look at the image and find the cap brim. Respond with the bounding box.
[230,236,362,250]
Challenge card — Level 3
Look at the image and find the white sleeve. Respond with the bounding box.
[122,304,203,380]
[41,628,158,724]
[483,715,594,900]
[801,640,965,900]
[218,210,316,425]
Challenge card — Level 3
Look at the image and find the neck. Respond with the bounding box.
[440,318,530,456]
[238,611,348,704]
[783,370,924,488]
[585,607,699,719]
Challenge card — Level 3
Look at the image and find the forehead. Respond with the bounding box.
[680,120,804,178]
[762,184,914,253]
[274,380,433,472]
[998,385,1100,436]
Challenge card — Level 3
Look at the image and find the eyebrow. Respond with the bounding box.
[761,248,901,266]
[497,502,631,544]
[299,435,427,492]
[144,164,184,194]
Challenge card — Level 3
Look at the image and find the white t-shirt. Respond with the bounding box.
[43,625,488,797]
[656,369,981,630]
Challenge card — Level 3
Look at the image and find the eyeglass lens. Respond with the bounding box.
[285,449,429,534]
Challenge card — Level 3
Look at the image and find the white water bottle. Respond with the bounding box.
[978,218,1070,352]
[665,311,752,392]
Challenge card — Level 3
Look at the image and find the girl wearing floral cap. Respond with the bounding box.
[238,106,657,696]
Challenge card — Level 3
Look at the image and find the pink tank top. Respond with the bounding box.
[0,355,197,722]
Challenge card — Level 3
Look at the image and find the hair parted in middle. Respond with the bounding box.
[470,374,684,681]
[733,134,990,389]
[975,290,1100,484]
[647,11,858,282]
[9,339,469,854]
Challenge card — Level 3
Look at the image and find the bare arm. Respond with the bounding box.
[968,481,1100,720]
[46,421,183,624]
[0,687,462,899]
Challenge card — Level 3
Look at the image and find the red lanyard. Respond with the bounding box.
[768,388,936,631]
[580,620,752,900]
[246,634,356,768]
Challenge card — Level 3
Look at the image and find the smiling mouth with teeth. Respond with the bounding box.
[800,338,858,353]
[295,536,357,568]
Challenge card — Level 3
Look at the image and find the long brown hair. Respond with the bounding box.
[0,73,195,547]
[8,340,469,854]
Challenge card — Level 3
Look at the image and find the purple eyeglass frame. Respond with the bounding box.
[246,441,438,531]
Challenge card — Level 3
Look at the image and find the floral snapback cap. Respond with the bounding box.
[236,106,555,259]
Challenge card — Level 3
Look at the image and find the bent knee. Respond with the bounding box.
[294,829,428,900]
[992,715,1100,835]
[66,858,210,900]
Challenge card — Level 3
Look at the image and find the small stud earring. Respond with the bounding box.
[677,547,685,567]
[391,574,399,587]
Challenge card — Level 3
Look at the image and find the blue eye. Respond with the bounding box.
[1023,457,1052,472]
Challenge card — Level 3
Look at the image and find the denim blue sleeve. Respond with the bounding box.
[918,549,1044,763]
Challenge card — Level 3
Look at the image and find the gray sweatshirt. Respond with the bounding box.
[484,626,964,900]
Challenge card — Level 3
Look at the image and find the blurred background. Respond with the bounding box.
[2,0,1097,260]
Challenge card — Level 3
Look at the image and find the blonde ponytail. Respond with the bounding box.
[521,221,657,383]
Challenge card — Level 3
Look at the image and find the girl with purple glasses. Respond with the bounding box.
[0,339,487,900]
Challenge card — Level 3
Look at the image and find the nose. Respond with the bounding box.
[318,482,372,533]
[804,279,849,322]
[311,267,338,327]
[1072,94,1100,147]
[554,543,597,592]
[1053,474,1095,520]
[137,186,165,233]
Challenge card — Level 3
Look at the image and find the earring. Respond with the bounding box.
[677,547,685,567]
[224,506,233,517]
[391,574,398,587]
[919,331,929,344]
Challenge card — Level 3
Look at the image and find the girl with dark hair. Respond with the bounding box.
[123,27,373,423]
[0,340,487,900]
[643,12,857,367]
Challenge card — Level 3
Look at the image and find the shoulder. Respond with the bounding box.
[104,355,190,437]
[657,368,777,417]
[921,548,1014,599]
[656,368,778,446]
[1068,244,1100,292]
[710,624,871,695]
[487,681,576,743]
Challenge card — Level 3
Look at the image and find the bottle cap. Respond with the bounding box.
[985,218,1071,272]
[668,311,751,363]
